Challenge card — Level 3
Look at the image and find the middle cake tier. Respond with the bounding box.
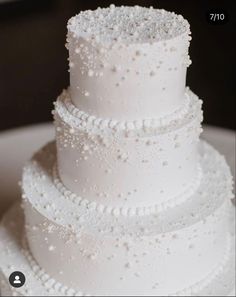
[54,88,203,208]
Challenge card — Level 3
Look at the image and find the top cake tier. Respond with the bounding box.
[67,5,191,120]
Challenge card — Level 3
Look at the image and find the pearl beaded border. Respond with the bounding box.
[54,88,203,137]
[52,163,203,217]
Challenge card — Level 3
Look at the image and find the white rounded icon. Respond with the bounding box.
[13,275,21,284]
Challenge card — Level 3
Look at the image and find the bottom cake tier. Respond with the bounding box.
[0,140,235,296]
[0,203,235,296]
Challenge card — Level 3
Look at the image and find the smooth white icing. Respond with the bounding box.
[21,141,234,236]
[23,199,231,296]
[17,140,234,296]
[54,87,200,136]
[0,204,235,296]
[67,6,191,120]
[0,5,235,297]
[54,88,203,207]
[52,163,203,217]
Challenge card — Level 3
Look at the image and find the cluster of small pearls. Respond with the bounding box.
[68,5,190,45]
[69,41,190,90]
[67,5,192,96]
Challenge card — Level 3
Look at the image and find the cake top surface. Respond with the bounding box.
[68,5,190,45]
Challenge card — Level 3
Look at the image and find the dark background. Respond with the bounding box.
[0,0,235,132]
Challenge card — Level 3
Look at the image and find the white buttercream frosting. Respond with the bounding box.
[0,203,235,296]
[0,5,235,297]
[52,163,203,217]
[53,88,203,207]
[67,5,191,120]
[21,141,233,236]
[54,87,201,136]
[13,140,233,295]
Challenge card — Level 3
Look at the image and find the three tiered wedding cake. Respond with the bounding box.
[0,5,235,296]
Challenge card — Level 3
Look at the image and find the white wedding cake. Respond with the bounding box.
[0,5,235,296]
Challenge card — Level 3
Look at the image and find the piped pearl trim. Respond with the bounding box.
[53,88,203,137]
[53,163,203,217]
